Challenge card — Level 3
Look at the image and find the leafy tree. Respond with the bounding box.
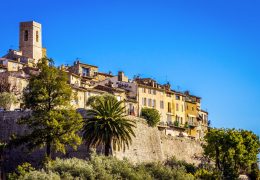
[0,141,6,180]
[0,92,17,110]
[10,58,83,159]
[141,107,160,127]
[83,94,136,156]
[203,128,260,179]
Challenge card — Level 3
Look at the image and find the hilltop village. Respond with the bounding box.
[0,21,209,140]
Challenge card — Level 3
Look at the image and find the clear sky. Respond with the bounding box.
[1,0,259,135]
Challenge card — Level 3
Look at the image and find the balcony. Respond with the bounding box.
[158,121,167,128]
[188,121,198,127]
[167,121,186,130]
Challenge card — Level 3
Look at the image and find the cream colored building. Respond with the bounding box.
[197,110,209,139]
[0,71,29,110]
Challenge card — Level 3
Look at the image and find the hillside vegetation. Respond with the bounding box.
[9,153,212,180]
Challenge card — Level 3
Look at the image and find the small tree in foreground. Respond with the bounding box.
[203,128,260,179]
[83,94,136,156]
[0,92,17,110]
[10,58,83,159]
[141,107,160,127]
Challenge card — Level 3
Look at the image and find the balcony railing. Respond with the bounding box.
[188,121,198,127]
[158,122,167,127]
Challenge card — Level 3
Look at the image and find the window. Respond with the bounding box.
[168,102,171,113]
[175,95,180,100]
[24,30,28,41]
[167,114,172,121]
[12,63,17,69]
[176,103,179,111]
[142,88,146,93]
[182,105,184,112]
[148,89,151,94]
[160,101,164,109]
[187,105,189,110]
[82,67,89,76]
[148,98,152,107]
[192,107,194,111]
[142,98,147,106]
[152,100,156,108]
[153,89,156,95]
[36,31,39,42]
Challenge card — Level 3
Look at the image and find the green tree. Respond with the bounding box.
[83,94,136,156]
[141,107,160,127]
[0,92,17,110]
[10,58,83,159]
[203,128,260,179]
[0,141,6,180]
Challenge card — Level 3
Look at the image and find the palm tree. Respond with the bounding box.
[83,94,136,156]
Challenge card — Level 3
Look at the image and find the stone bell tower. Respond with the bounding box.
[19,21,43,62]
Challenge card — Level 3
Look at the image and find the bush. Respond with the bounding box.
[10,154,198,180]
[144,162,194,180]
[194,168,221,180]
[47,158,95,179]
[18,171,60,180]
[141,107,161,127]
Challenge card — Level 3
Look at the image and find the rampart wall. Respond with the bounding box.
[0,112,203,172]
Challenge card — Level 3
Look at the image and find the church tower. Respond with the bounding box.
[19,21,43,62]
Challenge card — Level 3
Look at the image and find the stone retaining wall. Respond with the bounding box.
[0,112,204,172]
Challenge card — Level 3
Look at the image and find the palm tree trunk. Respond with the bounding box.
[46,142,51,159]
[104,142,111,156]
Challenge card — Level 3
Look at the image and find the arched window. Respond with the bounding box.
[24,30,28,41]
[36,31,39,42]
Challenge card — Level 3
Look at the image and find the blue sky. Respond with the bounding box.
[1,0,259,135]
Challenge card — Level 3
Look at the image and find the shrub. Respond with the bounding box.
[144,162,194,180]
[141,107,160,127]
[165,156,197,174]
[18,171,60,180]
[10,155,198,180]
[47,158,95,179]
[194,168,221,180]
[8,162,35,180]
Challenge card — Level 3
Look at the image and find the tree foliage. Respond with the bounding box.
[10,58,83,159]
[0,92,17,110]
[203,128,260,179]
[141,107,161,127]
[83,94,136,156]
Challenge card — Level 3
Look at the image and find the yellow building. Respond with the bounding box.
[172,91,186,126]
[184,92,201,138]
[135,78,174,124]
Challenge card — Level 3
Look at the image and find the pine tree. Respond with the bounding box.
[11,58,83,159]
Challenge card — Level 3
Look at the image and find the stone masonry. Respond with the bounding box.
[0,111,203,172]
